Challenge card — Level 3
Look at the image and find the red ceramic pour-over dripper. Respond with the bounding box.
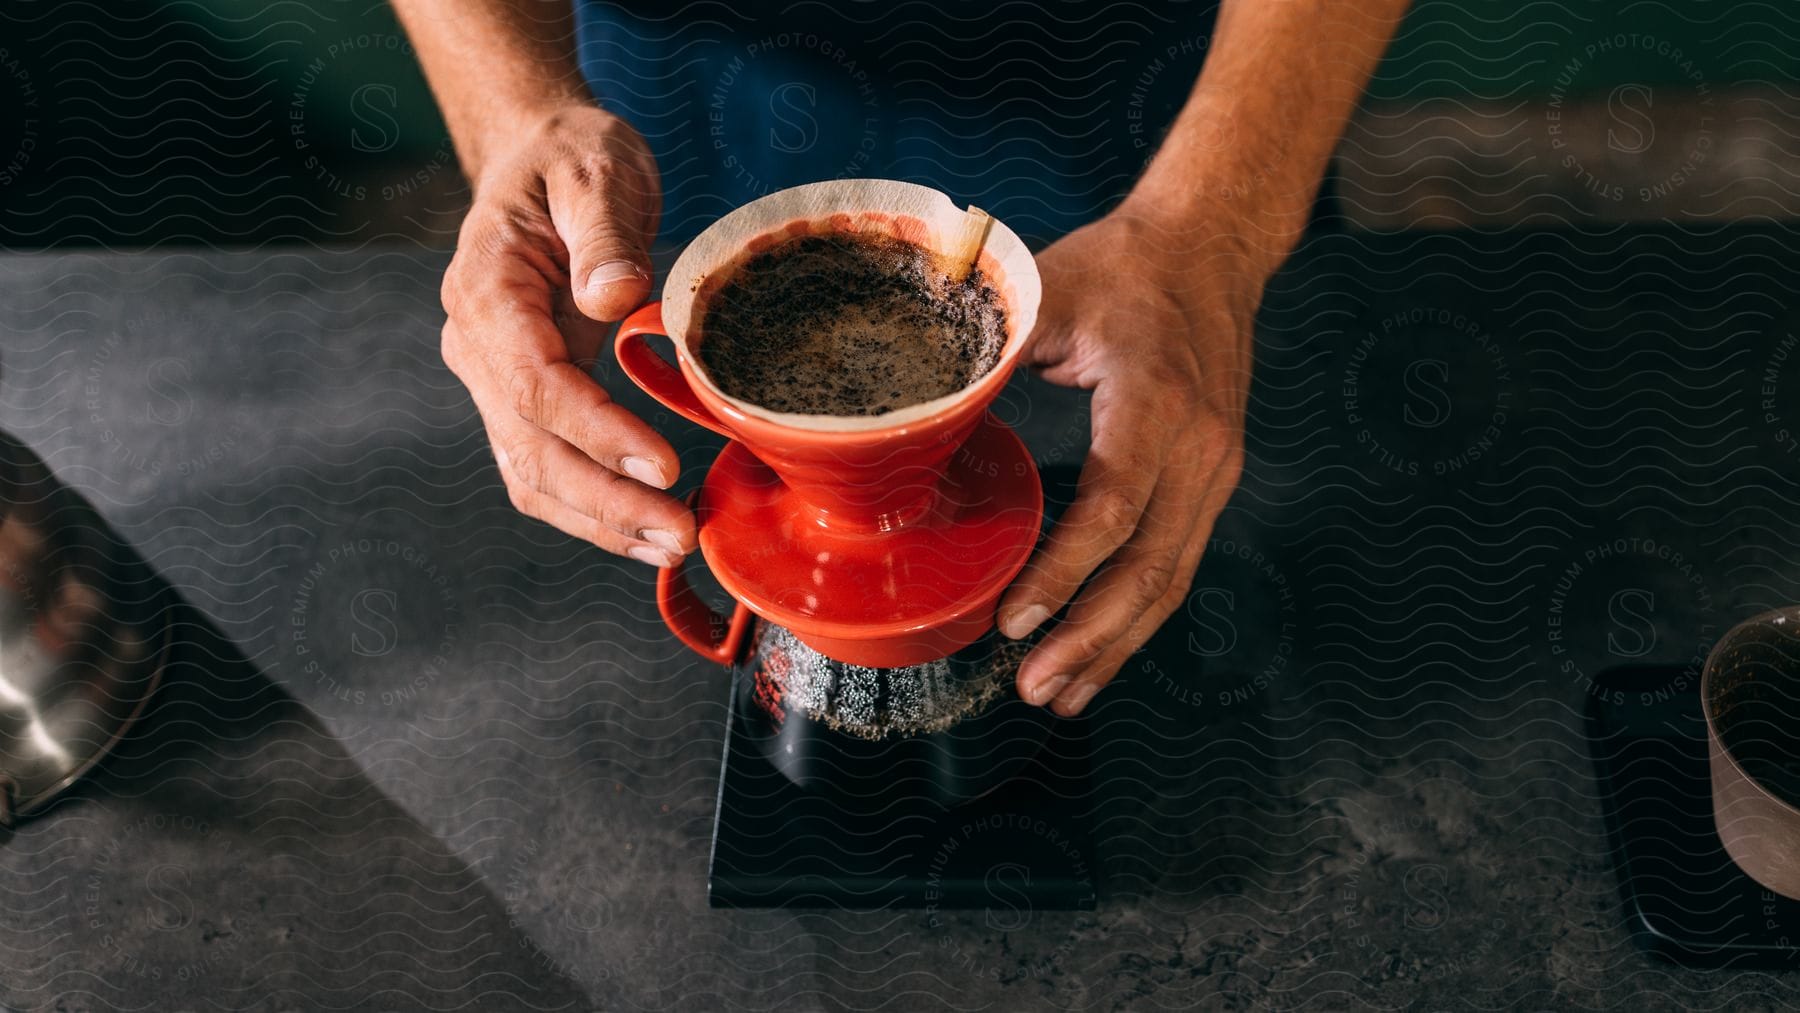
[611,181,1043,668]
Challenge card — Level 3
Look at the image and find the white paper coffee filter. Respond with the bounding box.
[660,179,1042,433]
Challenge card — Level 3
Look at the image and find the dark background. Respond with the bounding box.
[0,0,1783,249]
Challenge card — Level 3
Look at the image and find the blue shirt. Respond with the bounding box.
[574,1,1221,246]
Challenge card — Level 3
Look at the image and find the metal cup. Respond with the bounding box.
[0,433,171,825]
[1703,604,1800,899]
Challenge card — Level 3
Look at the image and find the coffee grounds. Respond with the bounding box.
[697,232,1008,416]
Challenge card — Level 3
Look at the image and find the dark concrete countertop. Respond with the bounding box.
[2,227,1799,1011]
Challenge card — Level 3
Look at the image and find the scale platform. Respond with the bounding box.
[707,661,1097,910]
[1588,663,1800,966]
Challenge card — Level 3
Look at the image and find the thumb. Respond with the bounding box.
[550,170,656,323]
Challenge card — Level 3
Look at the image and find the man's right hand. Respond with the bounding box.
[440,104,696,567]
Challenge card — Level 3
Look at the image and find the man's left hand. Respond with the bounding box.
[999,203,1265,715]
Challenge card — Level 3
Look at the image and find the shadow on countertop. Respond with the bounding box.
[0,573,599,1007]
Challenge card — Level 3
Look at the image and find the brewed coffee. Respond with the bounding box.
[697,233,1008,416]
[749,622,1033,741]
[738,620,1056,808]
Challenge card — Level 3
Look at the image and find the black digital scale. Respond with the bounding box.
[707,665,1097,909]
[705,465,1099,910]
[1588,664,1800,966]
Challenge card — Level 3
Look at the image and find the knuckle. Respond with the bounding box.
[483,213,538,263]
[439,325,463,374]
[450,206,490,257]
[443,210,529,312]
[1163,563,1196,606]
[1132,554,1181,607]
[1090,486,1144,535]
[590,478,637,535]
[468,202,552,271]
[1220,443,1246,485]
[1067,624,1122,662]
[1197,432,1246,483]
[455,208,504,257]
[579,200,641,249]
[440,258,470,319]
[439,278,458,319]
[569,155,620,190]
[505,442,549,494]
[505,363,550,424]
[503,478,534,515]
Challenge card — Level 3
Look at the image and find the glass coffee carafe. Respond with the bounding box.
[734,621,1055,807]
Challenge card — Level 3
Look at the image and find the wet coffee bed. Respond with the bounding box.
[696,232,1008,416]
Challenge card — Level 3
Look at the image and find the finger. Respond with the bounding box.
[552,287,610,367]
[1049,529,1209,717]
[1015,461,1202,707]
[464,358,696,555]
[463,369,671,562]
[445,318,680,490]
[547,155,657,322]
[1017,279,1075,374]
[1040,631,1138,716]
[1031,433,1240,715]
[997,384,1177,639]
[495,430,695,552]
[507,477,680,567]
[506,359,682,489]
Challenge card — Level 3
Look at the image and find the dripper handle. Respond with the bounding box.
[655,492,753,666]
[615,302,736,440]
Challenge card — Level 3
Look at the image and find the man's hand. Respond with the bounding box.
[440,104,696,567]
[992,0,1409,714]
[997,206,1256,716]
[390,0,696,566]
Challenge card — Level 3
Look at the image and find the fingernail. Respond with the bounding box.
[1000,603,1051,640]
[628,545,676,568]
[589,260,648,291]
[640,528,684,554]
[1056,682,1100,715]
[1025,672,1072,707]
[622,455,669,488]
